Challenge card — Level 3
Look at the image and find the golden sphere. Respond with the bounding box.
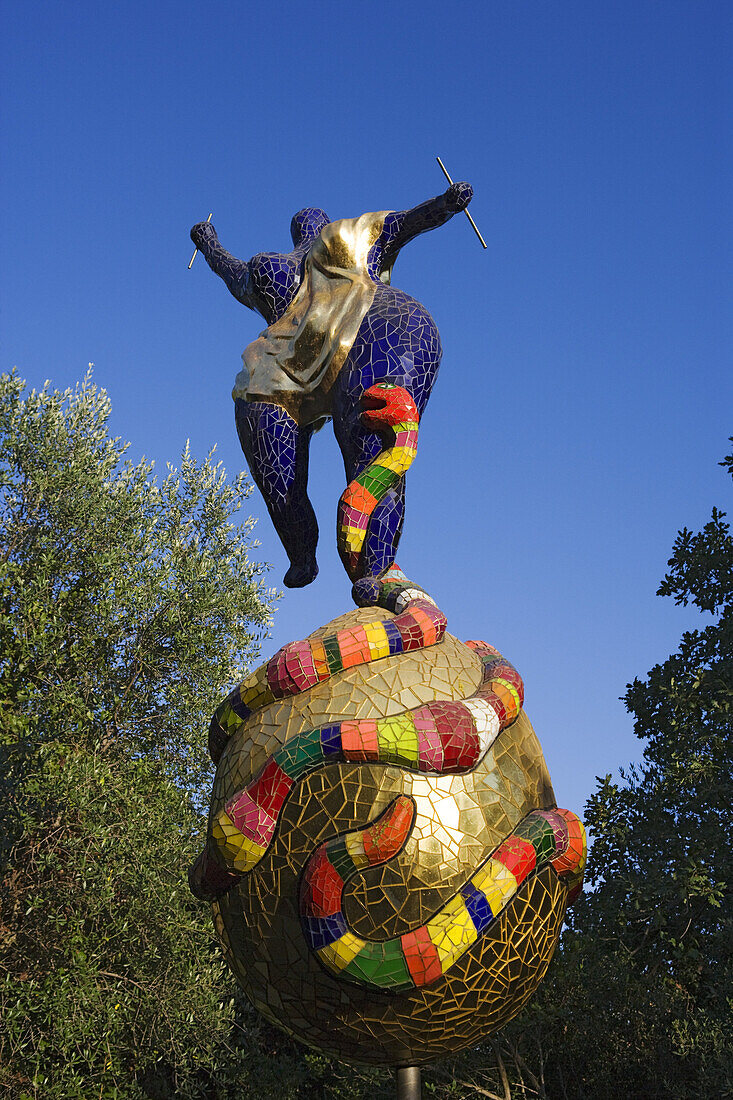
[210,606,567,1065]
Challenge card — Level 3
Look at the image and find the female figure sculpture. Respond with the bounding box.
[190,182,473,588]
[189,184,587,1072]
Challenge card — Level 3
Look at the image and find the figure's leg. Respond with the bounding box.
[332,391,408,579]
[332,287,443,581]
[235,399,319,588]
[360,482,406,578]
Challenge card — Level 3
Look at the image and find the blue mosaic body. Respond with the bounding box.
[191,184,473,587]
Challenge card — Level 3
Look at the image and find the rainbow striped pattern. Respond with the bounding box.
[301,800,586,991]
[337,383,420,579]
[209,638,523,877]
[208,566,446,764]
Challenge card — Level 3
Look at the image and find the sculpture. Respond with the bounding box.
[189,182,586,1085]
[190,184,472,587]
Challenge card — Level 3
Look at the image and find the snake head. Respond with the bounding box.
[360,383,419,431]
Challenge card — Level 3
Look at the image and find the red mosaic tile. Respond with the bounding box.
[401,926,443,986]
[494,835,537,884]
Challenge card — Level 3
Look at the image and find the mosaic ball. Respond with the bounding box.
[210,606,567,1065]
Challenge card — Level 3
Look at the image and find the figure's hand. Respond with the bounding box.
[190,221,218,247]
[445,181,473,212]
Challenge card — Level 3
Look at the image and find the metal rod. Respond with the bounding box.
[396,1065,421,1099]
[436,156,487,248]
[188,212,213,269]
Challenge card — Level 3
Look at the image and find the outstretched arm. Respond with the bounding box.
[377,182,473,268]
[190,221,252,308]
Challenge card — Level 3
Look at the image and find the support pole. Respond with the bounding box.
[396,1065,421,1099]
[435,156,487,249]
[188,212,213,269]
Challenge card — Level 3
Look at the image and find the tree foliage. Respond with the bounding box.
[0,370,279,1097]
[466,440,733,1099]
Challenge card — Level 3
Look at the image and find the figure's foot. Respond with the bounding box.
[352,563,408,606]
[284,558,319,588]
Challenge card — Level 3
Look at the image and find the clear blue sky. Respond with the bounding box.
[2,1,731,818]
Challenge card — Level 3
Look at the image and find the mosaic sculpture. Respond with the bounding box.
[189,185,475,588]
[189,183,586,1078]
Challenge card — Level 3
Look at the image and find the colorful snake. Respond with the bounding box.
[301,800,585,991]
[190,386,586,992]
[337,383,420,580]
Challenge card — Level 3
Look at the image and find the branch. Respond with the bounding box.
[452,1079,507,1100]
[427,1064,508,1100]
[97,969,147,993]
[491,1038,513,1100]
[502,1039,546,1097]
